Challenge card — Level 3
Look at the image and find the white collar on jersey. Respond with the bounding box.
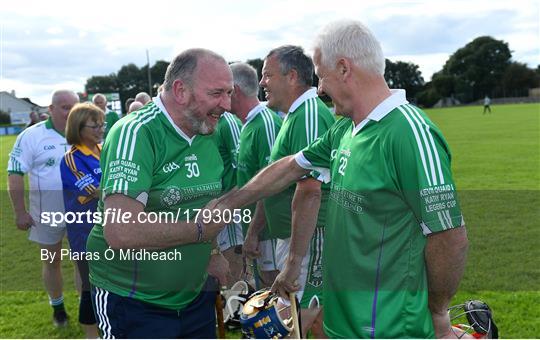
[351,89,409,136]
[244,103,267,125]
[288,87,318,113]
[153,95,196,145]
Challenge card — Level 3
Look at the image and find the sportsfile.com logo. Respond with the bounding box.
[40,207,254,227]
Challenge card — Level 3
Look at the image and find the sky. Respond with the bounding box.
[1,0,539,106]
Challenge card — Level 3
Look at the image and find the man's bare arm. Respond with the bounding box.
[103,194,223,249]
[425,226,469,338]
[243,201,267,259]
[214,155,309,210]
[8,174,34,230]
[272,177,322,297]
[289,178,322,262]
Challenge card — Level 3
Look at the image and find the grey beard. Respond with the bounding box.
[186,111,214,135]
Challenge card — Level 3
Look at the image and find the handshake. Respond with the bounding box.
[195,190,242,243]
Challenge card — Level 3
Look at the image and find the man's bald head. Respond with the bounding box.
[135,92,151,105]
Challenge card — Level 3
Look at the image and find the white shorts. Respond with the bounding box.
[218,223,244,252]
[275,227,324,308]
[28,223,66,246]
[257,238,278,271]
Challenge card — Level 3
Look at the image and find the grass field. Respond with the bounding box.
[0,103,539,338]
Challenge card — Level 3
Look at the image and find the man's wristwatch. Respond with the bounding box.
[210,248,221,256]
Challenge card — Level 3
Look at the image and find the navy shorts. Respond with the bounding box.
[91,276,218,338]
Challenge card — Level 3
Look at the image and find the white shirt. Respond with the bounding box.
[8,119,70,227]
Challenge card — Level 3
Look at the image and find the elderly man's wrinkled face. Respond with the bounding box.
[184,58,234,135]
[93,96,107,111]
[314,49,349,117]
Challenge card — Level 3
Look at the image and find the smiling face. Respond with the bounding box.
[49,91,79,132]
[313,49,351,117]
[80,114,105,147]
[183,57,234,135]
[259,55,291,113]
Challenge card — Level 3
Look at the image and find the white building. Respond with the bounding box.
[0,91,47,124]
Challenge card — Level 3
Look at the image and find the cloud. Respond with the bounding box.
[1,0,538,105]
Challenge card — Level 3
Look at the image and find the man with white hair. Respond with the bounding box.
[8,89,79,327]
[135,91,152,105]
[92,93,119,140]
[206,20,468,338]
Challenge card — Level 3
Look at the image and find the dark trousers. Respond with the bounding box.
[91,277,218,338]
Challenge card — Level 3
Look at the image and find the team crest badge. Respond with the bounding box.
[160,185,182,207]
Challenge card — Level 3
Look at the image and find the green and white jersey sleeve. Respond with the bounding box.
[101,108,157,205]
[236,104,282,239]
[392,104,464,234]
[295,117,353,183]
[265,88,335,239]
[215,112,242,192]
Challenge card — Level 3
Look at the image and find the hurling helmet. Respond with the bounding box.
[240,289,297,339]
[449,300,499,339]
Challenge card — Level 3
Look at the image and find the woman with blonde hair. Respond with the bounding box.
[60,103,104,338]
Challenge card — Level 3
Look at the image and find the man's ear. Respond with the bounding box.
[287,68,299,85]
[337,58,351,81]
[172,79,190,105]
[233,84,242,98]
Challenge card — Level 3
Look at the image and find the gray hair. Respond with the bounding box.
[163,48,226,90]
[134,92,151,104]
[266,45,313,87]
[92,93,106,103]
[51,89,78,105]
[314,19,385,75]
[230,62,259,98]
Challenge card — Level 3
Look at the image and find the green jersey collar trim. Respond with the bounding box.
[45,117,65,137]
[288,87,318,113]
[244,103,267,125]
[154,95,196,146]
[352,89,408,136]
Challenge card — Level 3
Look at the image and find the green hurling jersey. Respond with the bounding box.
[298,92,464,338]
[264,89,335,239]
[215,112,242,192]
[87,99,224,310]
[236,104,282,239]
[104,110,120,140]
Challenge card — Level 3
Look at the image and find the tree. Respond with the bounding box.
[85,74,119,94]
[439,36,511,102]
[415,81,440,108]
[0,109,11,124]
[384,59,425,100]
[499,62,539,97]
[150,60,170,90]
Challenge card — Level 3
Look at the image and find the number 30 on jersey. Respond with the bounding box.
[185,162,200,178]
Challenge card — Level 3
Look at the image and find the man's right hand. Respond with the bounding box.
[271,258,301,300]
[15,211,34,230]
[243,233,260,259]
